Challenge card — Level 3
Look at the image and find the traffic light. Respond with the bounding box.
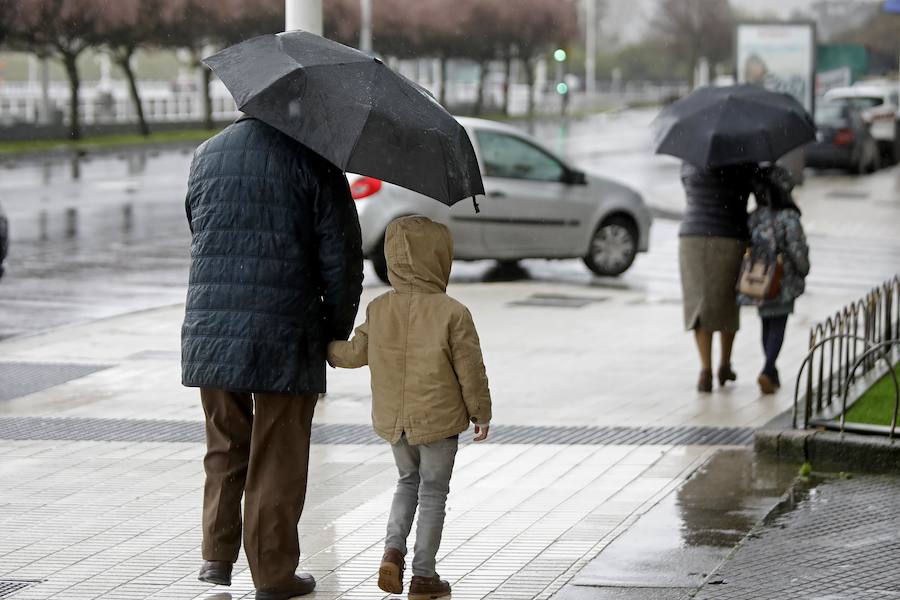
[553,48,567,63]
[556,82,569,95]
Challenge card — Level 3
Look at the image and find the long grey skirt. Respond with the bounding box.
[679,236,746,332]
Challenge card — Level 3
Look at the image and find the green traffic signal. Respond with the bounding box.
[553,49,567,62]
[556,82,569,95]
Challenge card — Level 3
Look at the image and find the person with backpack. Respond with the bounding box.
[740,165,810,394]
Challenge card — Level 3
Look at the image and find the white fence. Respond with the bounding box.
[0,76,688,127]
[0,79,240,126]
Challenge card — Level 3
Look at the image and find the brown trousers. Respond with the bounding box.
[200,388,317,591]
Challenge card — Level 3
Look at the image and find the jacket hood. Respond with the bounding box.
[385,216,453,293]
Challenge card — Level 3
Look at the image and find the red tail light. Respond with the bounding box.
[833,128,855,146]
[350,176,382,200]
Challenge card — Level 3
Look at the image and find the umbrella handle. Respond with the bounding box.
[473,196,481,214]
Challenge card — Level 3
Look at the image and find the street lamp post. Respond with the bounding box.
[585,0,597,96]
[286,0,322,35]
[360,0,373,54]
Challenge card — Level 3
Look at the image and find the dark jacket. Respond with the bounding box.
[182,117,363,394]
[739,206,810,308]
[679,162,754,239]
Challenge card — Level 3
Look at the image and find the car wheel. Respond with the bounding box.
[583,216,638,277]
[370,236,390,284]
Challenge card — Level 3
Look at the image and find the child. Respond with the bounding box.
[328,215,492,600]
[740,165,810,394]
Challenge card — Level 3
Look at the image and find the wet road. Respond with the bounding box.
[0,111,898,339]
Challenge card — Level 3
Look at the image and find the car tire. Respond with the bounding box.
[583,216,638,277]
[371,236,390,285]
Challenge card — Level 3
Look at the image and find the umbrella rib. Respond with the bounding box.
[702,101,732,167]
[343,66,377,174]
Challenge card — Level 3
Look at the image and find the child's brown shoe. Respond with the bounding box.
[408,575,450,600]
[378,548,405,594]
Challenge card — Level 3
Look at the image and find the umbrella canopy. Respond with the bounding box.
[204,31,484,207]
[652,84,816,168]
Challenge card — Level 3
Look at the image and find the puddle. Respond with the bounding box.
[676,449,799,548]
[569,449,799,592]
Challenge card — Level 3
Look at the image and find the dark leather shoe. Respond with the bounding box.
[697,369,713,393]
[408,574,451,600]
[718,364,737,386]
[255,573,316,600]
[378,547,405,594]
[758,373,778,395]
[198,560,232,586]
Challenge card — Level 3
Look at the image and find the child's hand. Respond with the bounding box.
[473,423,490,442]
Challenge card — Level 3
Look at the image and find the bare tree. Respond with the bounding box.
[94,0,168,136]
[372,0,428,59]
[0,0,16,45]
[500,0,579,119]
[157,0,282,130]
[324,0,361,47]
[459,0,506,116]
[10,0,103,140]
[838,12,900,60]
[650,0,734,82]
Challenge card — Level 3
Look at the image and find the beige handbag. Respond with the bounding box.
[738,208,784,301]
[737,250,783,300]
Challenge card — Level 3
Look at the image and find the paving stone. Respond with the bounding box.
[694,475,900,599]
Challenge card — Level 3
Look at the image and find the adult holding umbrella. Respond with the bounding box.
[652,84,815,393]
[185,31,484,600]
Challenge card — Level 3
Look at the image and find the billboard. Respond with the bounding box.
[736,23,817,113]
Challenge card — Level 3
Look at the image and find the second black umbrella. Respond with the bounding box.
[653,84,815,168]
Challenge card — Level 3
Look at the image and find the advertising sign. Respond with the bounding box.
[736,23,817,113]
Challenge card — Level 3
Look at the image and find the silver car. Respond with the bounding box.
[351,117,652,283]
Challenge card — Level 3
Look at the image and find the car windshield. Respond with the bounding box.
[815,103,849,126]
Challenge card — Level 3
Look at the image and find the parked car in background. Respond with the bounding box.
[350,118,652,284]
[0,203,8,280]
[806,100,880,174]
[824,83,900,163]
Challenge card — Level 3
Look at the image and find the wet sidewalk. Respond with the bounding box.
[0,299,768,600]
[694,474,900,599]
[0,434,723,599]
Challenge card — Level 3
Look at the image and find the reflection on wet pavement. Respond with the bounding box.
[558,449,798,598]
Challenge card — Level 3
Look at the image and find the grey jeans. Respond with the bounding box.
[385,434,459,577]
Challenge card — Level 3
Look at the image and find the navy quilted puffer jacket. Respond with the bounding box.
[182,117,363,394]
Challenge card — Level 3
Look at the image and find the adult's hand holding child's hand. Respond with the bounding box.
[473,423,490,442]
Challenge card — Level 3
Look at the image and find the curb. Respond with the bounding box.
[755,428,900,474]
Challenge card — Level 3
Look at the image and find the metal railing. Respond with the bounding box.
[793,276,900,437]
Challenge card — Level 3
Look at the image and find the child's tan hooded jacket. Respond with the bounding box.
[327,216,491,445]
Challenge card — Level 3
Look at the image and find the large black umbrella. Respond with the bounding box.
[652,84,815,168]
[204,31,484,207]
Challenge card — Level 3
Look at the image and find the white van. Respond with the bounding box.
[824,82,900,163]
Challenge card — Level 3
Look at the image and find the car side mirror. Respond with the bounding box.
[564,169,587,185]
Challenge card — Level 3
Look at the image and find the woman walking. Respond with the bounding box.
[741,166,810,394]
[679,162,755,392]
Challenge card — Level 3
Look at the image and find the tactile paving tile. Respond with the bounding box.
[0,416,753,446]
[0,580,39,598]
[695,476,900,599]
[0,362,111,402]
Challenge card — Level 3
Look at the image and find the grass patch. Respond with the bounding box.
[844,364,900,427]
[0,128,221,156]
